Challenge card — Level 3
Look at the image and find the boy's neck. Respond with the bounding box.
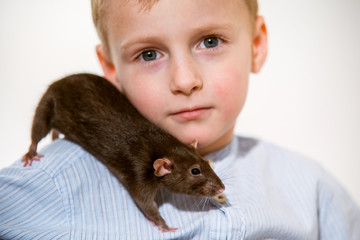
[198,129,234,156]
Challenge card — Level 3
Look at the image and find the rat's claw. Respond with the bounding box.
[22,154,44,167]
[33,155,44,161]
[158,226,178,232]
[22,159,33,167]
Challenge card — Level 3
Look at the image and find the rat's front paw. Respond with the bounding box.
[22,153,44,167]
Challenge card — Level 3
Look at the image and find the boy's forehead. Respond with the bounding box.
[109,0,243,12]
[102,0,253,59]
[105,0,250,33]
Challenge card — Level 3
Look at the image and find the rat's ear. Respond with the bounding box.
[190,139,198,149]
[251,16,268,73]
[96,44,121,90]
[153,158,173,177]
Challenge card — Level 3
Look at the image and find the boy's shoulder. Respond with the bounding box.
[235,136,357,203]
[232,135,334,184]
[0,139,125,239]
[237,135,323,170]
[2,139,103,179]
[34,139,93,176]
[223,136,360,238]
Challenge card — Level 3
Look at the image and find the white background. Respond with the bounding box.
[0,0,359,206]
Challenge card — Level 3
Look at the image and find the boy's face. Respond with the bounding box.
[98,0,267,155]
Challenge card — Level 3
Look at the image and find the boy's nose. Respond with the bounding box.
[169,56,203,96]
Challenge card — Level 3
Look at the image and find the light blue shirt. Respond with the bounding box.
[1,136,359,239]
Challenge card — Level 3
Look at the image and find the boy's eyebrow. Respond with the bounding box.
[121,35,163,51]
[191,22,235,35]
[120,22,236,51]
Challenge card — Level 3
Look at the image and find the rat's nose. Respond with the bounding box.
[217,188,224,194]
[213,192,227,203]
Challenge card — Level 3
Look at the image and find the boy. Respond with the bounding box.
[0,0,359,239]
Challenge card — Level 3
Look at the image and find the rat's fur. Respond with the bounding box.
[23,73,225,232]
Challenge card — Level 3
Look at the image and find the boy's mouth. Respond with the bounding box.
[170,107,212,121]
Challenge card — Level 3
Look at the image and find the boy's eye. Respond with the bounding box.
[200,37,220,49]
[140,50,159,61]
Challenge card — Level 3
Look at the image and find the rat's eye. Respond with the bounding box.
[140,50,159,61]
[191,168,201,176]
[199,37,221,49]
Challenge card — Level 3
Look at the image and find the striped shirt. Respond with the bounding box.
[0,136,359,239]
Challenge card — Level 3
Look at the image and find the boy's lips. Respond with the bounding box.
[169,107,212,121]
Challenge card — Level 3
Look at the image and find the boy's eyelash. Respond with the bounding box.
[132,34,226,63]
[205,35,225,41]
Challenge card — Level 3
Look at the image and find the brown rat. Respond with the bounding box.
[22,73,225,232]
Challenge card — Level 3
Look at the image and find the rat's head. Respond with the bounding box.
[152,145,225,197]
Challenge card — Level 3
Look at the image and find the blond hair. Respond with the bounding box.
[91,0,258,57]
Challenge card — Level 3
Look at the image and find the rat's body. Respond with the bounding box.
[22,73,225,232]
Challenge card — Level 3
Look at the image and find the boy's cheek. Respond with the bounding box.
[213,69,249,114]
[128,93,162,122]
[212,66,248,98]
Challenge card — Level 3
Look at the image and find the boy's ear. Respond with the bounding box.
[251,16,268,73]
[96,44,121,90]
